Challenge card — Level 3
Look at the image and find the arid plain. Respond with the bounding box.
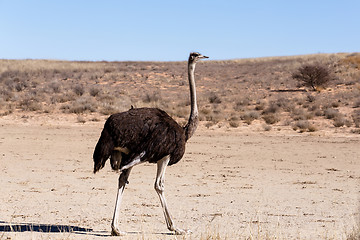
[1,54,360,239]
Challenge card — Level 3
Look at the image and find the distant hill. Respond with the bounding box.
[0,53,359,133]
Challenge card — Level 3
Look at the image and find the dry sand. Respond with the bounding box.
[0,117,359,239]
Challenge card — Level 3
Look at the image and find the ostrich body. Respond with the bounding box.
[93,52,208,235]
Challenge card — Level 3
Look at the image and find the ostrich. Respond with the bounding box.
[93,52,208,235]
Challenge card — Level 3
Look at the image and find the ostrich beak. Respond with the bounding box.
[201,55,209,59]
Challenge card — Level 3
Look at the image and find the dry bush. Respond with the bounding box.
[77,115,86,123]
[351,129,360,134]
[293,120,309,131]
[229,120,239,128]
[255,99,266,111]
[63,97,97,114]
[276,97,295,112]
[143,91,161,103]
[1,70,29,91]
[97,93,133,115]
[241,111,260,125]
[262,101,280,114]
[262,113,279,125]
[307,102,320,112]
[0,87,14,101]
[292,120,317,132]
[209,92,222,104]
[331,101,340,108]
[352,110,360,127]
[205,121,216,128]
[353,99,360,108]
[324,108,340,119]
[291,107,313,120]
[200,107,211,116]
[168,105,188,119]
[263,124,272,131]
[307,124,318,132]
[99,105,119,116]
[205,111,222,123]
[89,86,101,97]
[234,97,251,111]
[56,91,77,103]
[292,64,332,91]
[18,98,42,111]
[333,116,345,127]
[308,103,324,116]
[73,84,85,96]
[48,81,62,93]
[14,78,29,92]
[341,54,360,69]
[306,94,316,103]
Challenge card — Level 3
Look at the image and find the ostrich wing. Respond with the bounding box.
[105,108,185,168]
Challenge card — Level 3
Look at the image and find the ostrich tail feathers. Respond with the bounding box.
[93,127,114,173]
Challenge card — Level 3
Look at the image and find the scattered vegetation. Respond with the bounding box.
[209,92,222,104]
[292,120,317,132]
[0,53,359,133]
[241,111,260,125]
[262,113,280,125]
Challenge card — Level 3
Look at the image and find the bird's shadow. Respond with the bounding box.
[0,220,105,236]
[0,220,175,237]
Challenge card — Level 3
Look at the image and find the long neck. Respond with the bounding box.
[184,61,198,141]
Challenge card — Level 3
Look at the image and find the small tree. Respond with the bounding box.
[292,64,331,91]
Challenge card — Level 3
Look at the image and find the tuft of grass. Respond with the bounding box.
[333,117,345,127]
[143,91,161,103]
[292,120,317,132]
[341,54,360,68]
[241,111,260,125]
[77,115,86,123]
[18,95,43,111]
[228,120,239,128]
[262,101,280,114]
[63,97,97,114]
[209,92,222,104]
[353,99,360,108]
[263,124,272,131]
[89,86,101,97]
[291,107,314,121]
[255,100,266,111]
[324,108,340,119]
[73,84,85,96]
[308,124,318,132]
[48,81,62,93]
[262,113,279,125]
[352,110,360,128]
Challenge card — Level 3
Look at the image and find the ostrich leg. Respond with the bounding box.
[111,167,132,236]
[154,156,190,235]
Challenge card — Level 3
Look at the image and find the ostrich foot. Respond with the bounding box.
[173,227,192,235]
[111,226,126,236]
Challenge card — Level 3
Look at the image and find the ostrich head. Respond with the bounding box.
[189,52,208,63]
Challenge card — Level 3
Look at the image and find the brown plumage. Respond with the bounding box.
[92,52,208,236]
[93,107,185,173]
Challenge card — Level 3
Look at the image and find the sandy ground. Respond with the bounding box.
[0,117,359,239]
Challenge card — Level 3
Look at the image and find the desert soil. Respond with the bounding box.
[0,117,359,239]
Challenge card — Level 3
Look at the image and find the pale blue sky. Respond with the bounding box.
[0,0,359,61]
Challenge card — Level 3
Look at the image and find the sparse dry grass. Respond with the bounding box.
[0,53,359,133]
